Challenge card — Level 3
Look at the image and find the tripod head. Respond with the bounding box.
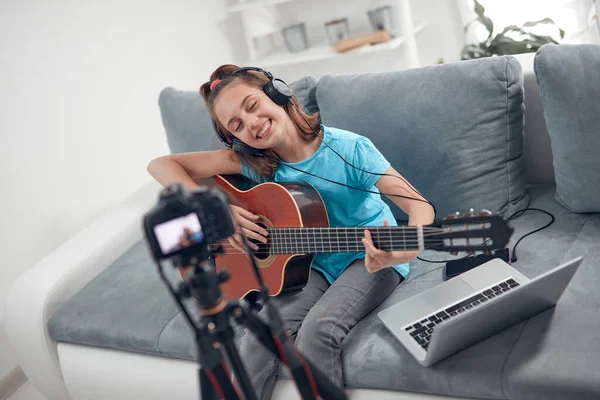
[174,248,232,314]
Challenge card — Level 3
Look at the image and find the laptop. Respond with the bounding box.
[377,256,583,367]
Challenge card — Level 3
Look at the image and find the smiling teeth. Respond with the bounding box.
[257,120,271,138]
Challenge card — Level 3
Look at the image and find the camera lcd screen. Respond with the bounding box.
[153,212,205,256]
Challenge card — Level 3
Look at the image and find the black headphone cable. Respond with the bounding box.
[290,104,437,219]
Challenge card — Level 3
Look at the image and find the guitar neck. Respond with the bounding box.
[266,226,424,254]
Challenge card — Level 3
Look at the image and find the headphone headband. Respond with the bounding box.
[212,67,293,157]
[232,67,274,80]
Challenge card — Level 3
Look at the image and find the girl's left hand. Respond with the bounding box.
[362,220,420,273]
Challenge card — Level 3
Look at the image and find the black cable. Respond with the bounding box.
[275,160,439,205]
[291,105,437,219]
[287,109,555,266]
[416,207,555,264]
[286,104,553,265]
[507,207,555,263]
[417,254,474,263]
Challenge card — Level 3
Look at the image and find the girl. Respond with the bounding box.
[147,64,434,399]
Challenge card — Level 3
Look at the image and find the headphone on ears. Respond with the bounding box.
[209,68,439,219]
[212,67,293,157]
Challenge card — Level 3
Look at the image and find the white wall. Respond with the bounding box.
[0,0,241,380]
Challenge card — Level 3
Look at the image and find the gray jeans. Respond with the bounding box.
[238,258,402,399]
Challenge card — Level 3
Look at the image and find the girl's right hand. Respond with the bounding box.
[228,205,268,253]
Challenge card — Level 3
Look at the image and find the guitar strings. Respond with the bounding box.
[233,228,463,235]
[261,226,448,232]
[212,238,488,256]
[198,225,490,256]
[214,230,481,240]
[214,230,484,247]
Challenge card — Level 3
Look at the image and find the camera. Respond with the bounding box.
[143,183,235,262]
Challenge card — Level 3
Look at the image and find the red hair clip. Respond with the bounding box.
[209,79,221,91]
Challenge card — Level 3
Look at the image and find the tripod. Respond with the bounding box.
[155,245,348,400]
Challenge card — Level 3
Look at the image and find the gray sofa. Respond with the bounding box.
[6,44,600,400]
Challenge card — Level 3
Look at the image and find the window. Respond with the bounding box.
[459,0,599,44]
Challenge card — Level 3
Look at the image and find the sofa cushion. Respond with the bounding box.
[316,56,529,219]
[534,43,600,213]
[159,76,319,155]
[342,184,595,399]
[48,184,599,399]
[46,241,186,356]
[504,217,600,400]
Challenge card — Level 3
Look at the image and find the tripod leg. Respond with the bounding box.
[221,336,259,400]
[195,325,243,400]
[200,367,220,400]
[200,363,243,400]
[272,331,319,399]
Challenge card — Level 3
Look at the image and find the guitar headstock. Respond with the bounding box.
[427,209,513,252]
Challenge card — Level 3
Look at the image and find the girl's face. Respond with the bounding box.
[213,81,290,150]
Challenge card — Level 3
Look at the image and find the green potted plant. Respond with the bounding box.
[461,0,565,60]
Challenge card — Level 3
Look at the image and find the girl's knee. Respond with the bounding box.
[297,311,343,352]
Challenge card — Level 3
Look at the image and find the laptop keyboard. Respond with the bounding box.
[403,278,520,351]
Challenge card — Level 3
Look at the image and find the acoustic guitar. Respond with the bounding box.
[180,175,513,300]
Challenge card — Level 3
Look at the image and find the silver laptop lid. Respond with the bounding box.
[424,257,583,367]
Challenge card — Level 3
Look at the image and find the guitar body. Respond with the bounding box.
[177,176,514,301]
[197,175,329,300]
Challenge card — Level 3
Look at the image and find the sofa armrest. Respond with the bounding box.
[4,179,162,400]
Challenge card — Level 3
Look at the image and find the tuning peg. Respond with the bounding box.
[445,213,457,219]
[461,208,475,218]
[479,209,492,216]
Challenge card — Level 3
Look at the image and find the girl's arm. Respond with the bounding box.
[376,166,435,226]
[147,149,267,253]
[147,148,242,191]
[362,166,435,272]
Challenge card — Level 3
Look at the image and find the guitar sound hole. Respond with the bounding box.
[249,223,271,260]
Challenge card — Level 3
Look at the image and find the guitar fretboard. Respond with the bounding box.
[263,226,424,254]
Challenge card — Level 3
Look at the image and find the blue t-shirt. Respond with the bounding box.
[241,125,410,283]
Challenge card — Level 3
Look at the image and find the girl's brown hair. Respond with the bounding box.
[199,64,321,181]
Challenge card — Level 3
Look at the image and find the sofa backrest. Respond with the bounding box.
[518,53,555,185]
[533,43,600,212]
[315,56,529,219]
[158,56,563,220]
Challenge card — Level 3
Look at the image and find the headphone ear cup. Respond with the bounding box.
[264,78,293,106]
[232,67,292,106]
[213,119,232,149]
[213,118,262,157]
[232,138,264,157]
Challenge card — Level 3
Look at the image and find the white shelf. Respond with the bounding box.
[228,0,299,13]
[253,23,428,68]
